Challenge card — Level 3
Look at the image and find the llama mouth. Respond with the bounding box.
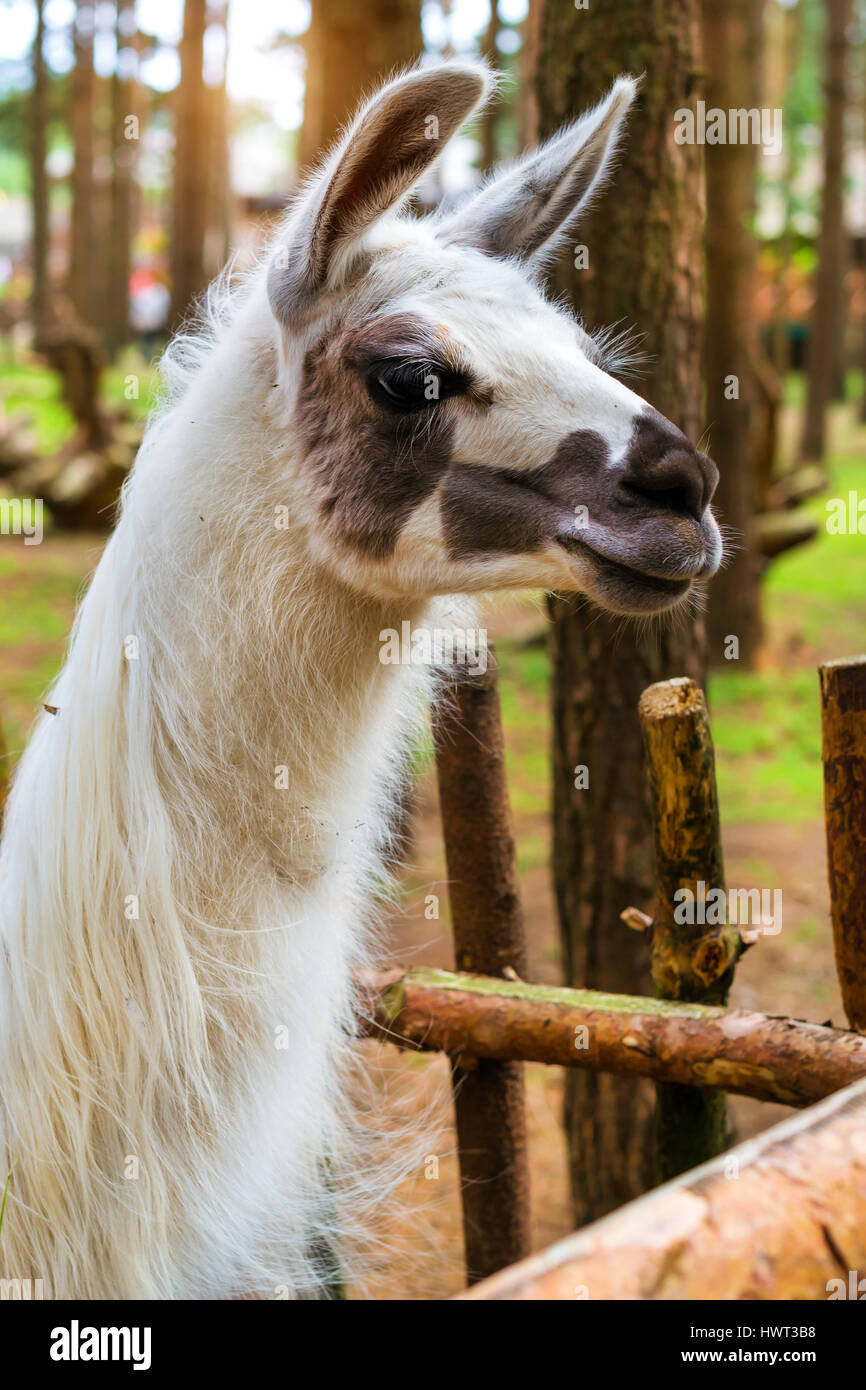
[557,534,693,608]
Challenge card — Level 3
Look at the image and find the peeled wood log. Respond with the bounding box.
[821,656,866,1030]
[459,1076,866,1300]
[358,967,866,1108]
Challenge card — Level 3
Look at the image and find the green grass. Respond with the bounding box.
[0,353,159,454]
[0,360,77,454]
[707,667,822,822]
[707,438,866,823]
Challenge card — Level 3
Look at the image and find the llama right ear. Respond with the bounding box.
[438,75,638,264]
[268,62,491,320]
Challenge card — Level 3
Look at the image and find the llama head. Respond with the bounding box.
[267,63,721,615]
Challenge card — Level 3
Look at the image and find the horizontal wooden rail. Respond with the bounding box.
[358,967,866,1108]
[459,1076,866,1300]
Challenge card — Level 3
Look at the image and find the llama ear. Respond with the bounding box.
[268,62,492,319]
[439,75,638,264]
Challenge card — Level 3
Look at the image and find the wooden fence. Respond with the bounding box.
[362,652,866,1298]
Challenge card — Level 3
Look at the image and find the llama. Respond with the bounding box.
[0,62,721,1300]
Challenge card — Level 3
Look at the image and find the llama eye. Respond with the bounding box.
[367,361,463,412]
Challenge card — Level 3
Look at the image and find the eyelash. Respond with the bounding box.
[366,359,467,412]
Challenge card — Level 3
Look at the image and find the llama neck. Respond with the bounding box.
[104,510,434,917]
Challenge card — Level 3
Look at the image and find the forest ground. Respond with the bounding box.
[1,361,864,1297]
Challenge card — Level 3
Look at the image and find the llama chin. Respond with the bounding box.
[0,60,720,1299]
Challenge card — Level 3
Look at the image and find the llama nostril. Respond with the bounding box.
[621,448,716,524]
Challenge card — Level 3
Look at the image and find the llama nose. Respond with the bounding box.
[620,445,718,524]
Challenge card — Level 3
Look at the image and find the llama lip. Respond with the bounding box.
[557,534,693,599]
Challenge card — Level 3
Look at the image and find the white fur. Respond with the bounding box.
[0,268,453,1296]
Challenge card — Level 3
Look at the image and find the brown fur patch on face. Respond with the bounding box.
[294,314,462,559]
[440,430,609,559]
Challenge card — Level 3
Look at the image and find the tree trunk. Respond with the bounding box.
[768,0,804,378]
[478,1,500,174]
[532,0,707,1227]
[170,0,209,328]
[820,656,866,1032]
[860,44,866,424]
[703,0,764,668]
[69,0,95,326]
[800,0,850,461]
[209,27,233,276]
[107,0,139,352]
[31,0,50,332]
[298,0,422,171]
[205,5,232,280]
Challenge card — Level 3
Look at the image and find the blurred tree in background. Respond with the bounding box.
[170,0,207,325]
[533,0,708,1226]
[29,0,48,331]
[69,0,95,325]
[702,0,765,668]
[801,0,851,460]
[298,0,422,171]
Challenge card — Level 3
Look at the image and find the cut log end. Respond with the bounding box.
[638,676,704,723]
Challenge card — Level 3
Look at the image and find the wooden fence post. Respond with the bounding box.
[638,678,742,1181]
[820,655,866,1030]
[433,658,531,1284]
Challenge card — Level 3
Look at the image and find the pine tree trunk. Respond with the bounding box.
[703,0,764,668]
[768,0,803,378]
[298,0,422,171]
[800,0,850,461]
[107,0,139,353]
[532,0,707,1226]
[860,42,866,424]
[31,0,49,332]
[69,0,95,326]
[479,2,500,173]
[205,4,232,279]
[170,0,209,328]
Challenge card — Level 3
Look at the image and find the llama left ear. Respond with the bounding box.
[269,62,492,320]
[439,75,638,264]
